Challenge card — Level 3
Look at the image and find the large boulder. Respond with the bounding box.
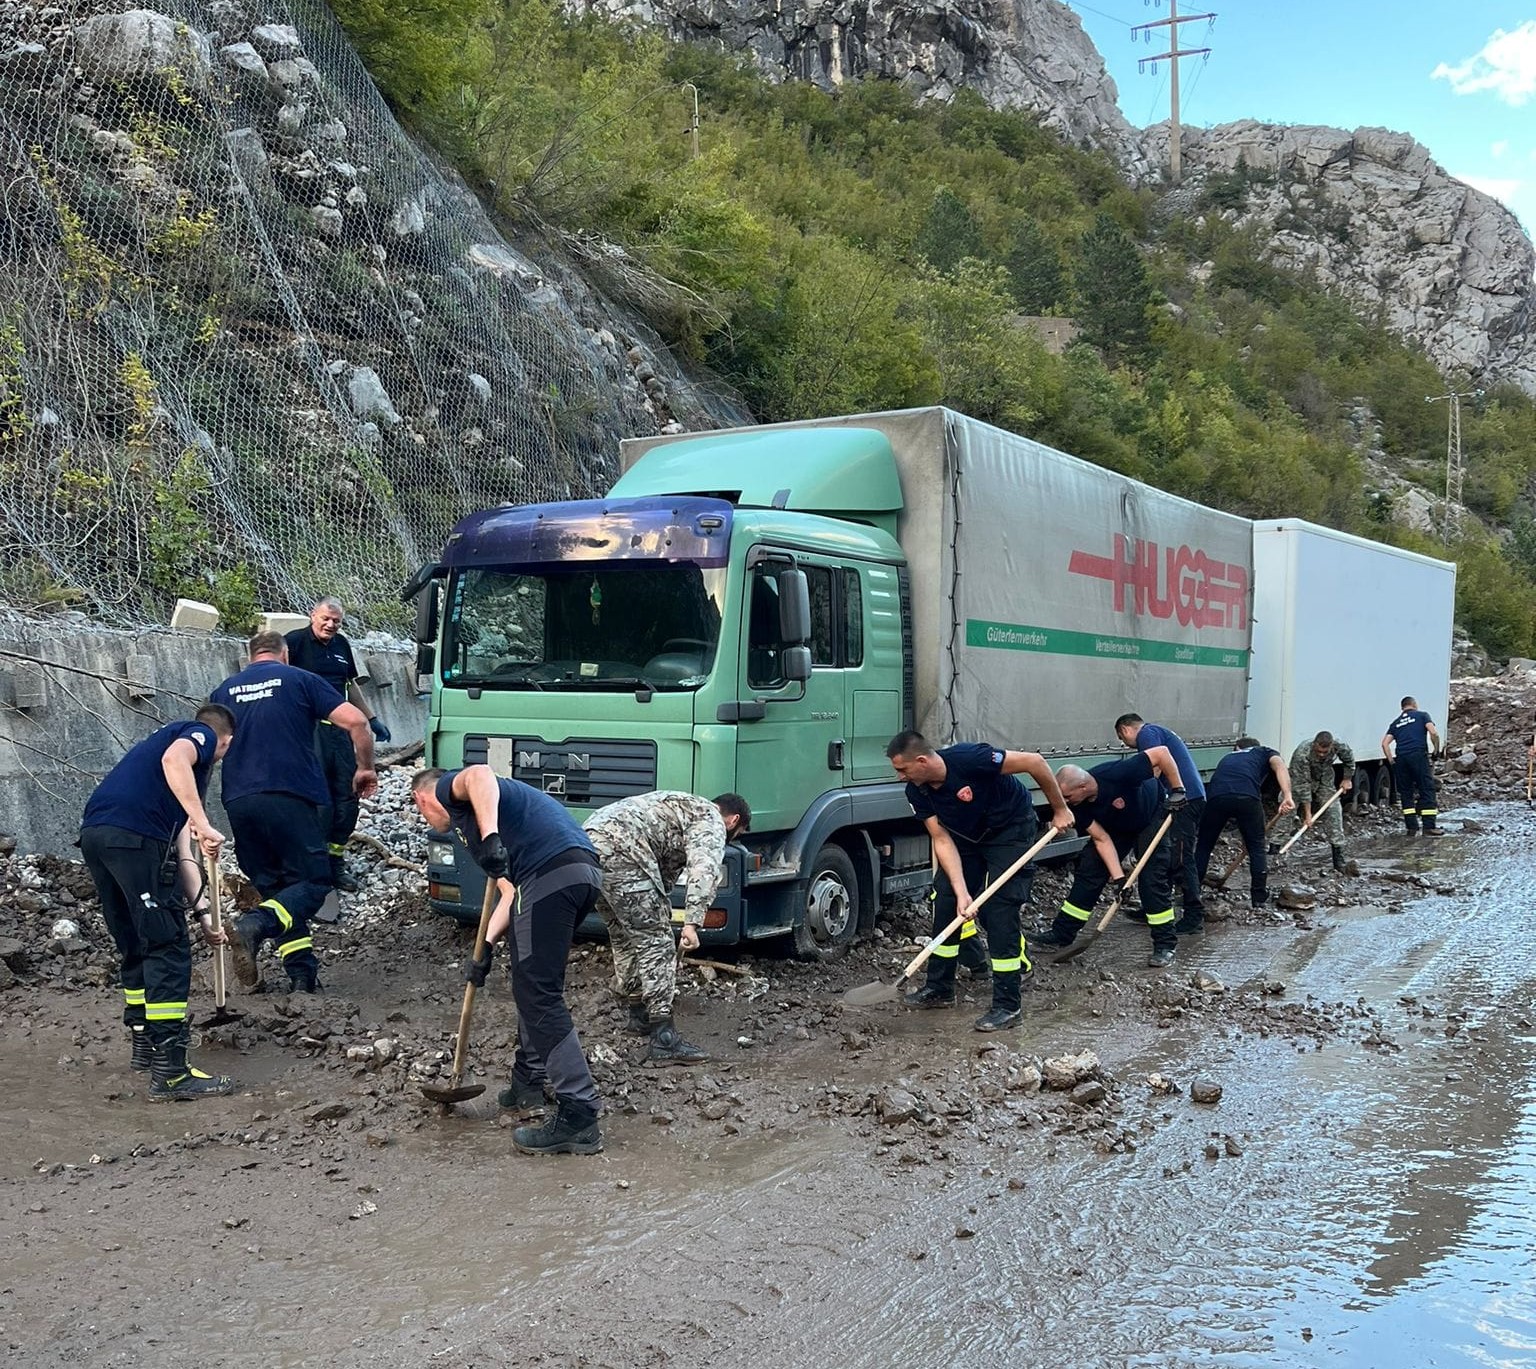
[74,10,213,92]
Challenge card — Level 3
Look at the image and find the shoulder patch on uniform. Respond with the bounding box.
[190,730,209,747]
[991,750,1004,765]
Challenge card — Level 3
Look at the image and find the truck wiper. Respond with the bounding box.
[561,675,663,693]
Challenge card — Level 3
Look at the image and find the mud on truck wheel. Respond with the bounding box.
[793,843,862,961]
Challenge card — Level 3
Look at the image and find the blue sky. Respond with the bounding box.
[1064,2,1536,237]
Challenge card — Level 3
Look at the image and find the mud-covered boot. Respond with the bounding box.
[902,983,955,1009]
[497,1069,550,1115]
[129,1024,153,1073]
[1331,844,1349,872]
[1027,913,1080,950]
[624,1001,652,1037]
[646,1017,709,1066]
[286,964,321,994]
[513,1098,603,1155]
[228,908,277,988]
[149,1028,234,1102]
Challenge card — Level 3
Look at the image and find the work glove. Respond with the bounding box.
[476,833,509,879]
[464,941,495,988]
[1164,788,1188,812]
[1105,875,1128,904]
[368,717,391,743]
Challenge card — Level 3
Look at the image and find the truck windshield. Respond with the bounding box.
[443,564,726,691]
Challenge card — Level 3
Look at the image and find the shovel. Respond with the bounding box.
[1046,811,1175,965]
[197,849,242,1028]
[420,877,498,1107]
[1273,785,1346,858]
[1204,811,1284,890]
[844,825,1061,1007]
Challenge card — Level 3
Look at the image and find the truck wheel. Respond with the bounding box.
[793,844,861,961]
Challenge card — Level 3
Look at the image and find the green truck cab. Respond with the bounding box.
[406,408,1256,956]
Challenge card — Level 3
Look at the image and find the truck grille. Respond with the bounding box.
[461,734,658,809]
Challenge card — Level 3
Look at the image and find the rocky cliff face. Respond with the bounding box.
[567,0,1146,173]
[575,0,1536,394]
[1148,121,1536,394]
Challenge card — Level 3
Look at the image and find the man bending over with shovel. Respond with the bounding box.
[1030,746,1186,968]
[79,705,237,1101]
[584,790,751,1066]
[411,765,604,1156]
[887,732,1074,1032]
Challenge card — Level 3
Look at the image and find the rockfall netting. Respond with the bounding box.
[0,0,718,629]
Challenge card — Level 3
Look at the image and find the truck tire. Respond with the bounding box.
[793,844,861,961]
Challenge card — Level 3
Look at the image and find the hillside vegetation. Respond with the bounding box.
[336,0,1536,658]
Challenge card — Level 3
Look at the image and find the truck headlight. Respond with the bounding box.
[427,841,455,867]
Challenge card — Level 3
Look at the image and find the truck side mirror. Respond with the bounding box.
[416,643,437,678]
[777,568,811,645]
[412,580,439,646]
[782,645,812,682]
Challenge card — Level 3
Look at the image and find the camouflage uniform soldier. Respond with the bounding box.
[1285,731,1355,871]
[584,791,751,1066]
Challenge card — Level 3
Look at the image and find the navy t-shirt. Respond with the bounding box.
[212,661,344,805]
[1388,709,1434,756]
[285,627,359,692]
[1076,754,1162,839]
[436,771,594,885]
[82,720,219,842]
[1207,746,1278,801]
[905,742,1032,842]
[1133,722,1206,799]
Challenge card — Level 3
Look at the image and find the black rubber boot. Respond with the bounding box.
[129,1025,153,1073]
[1027,914,1081,950]
[1147,946,1176,969]
[624,1001,652,1037]
[497,1069,550,1114]
[330,856,361,893]
[974,1006,1022,1032]
[228,908,277,988]
[149,1027,234,1102]
[902,983,956,1009]
[1252,888,1269,908]
[1173,911,1204,936]
[286,965,321,994]
[513,1098,603,1155]
[646,1017,709,1066]
[1404,818,1420,835]
[1331,844,1348,872]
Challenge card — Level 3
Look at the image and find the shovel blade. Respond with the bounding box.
[1045,930,1100,965]
[197,1006,243,1028]
[419,1082,486,1105]
[843,979,902,1007]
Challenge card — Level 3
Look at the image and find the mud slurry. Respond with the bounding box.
[3,684,1535,1366]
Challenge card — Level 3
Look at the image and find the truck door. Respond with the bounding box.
[846,562,901,781]
[735,556,848,834]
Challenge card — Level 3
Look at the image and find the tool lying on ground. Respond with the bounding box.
[679,956,754,977]
[844,826,1060,1006]
[1204,811,1284,890]
[420,878,498,1107]
[1045,812,1175,965]
[1273,785,1346,859]
[196,850,242,1028]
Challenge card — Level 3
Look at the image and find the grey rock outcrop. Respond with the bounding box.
[566,0,1146,172]
[73,9,213,91]
[1146,121,1536,392]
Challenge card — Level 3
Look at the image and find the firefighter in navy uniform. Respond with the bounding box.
[79,705,237,1101]
[284,597,391,892]
[1030,744,1187,968]
[1114,714,1207,934]
[886,731,1075,1032]
[214,631,377,993]
[1382,695,1444,835]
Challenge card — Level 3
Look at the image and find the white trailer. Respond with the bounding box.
[1245,519,1456,791]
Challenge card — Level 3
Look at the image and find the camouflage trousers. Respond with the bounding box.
[594,861,678,1020]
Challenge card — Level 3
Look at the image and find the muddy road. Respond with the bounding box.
[3,722,1535,1366]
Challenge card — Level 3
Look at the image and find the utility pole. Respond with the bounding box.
[682,83,700,160]
[1132,0,1215,186]
[1426,388,1483,544]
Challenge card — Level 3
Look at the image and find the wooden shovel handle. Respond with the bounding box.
[1275,784,1346,857]
[202,849,227,1009]
[898,825,1061,983]
[446,877,500,1089]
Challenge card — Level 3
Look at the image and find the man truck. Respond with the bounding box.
[403,407,1279,957]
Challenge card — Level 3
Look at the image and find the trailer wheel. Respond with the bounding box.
[793,844,861,961]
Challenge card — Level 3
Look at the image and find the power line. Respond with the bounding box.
[1066,0,1134,27]
[1131,0,1217,185]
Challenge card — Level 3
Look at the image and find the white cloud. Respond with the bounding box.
[1492,139,1509,158]
[1432,20,1536,106]
[1458,173,1522,206]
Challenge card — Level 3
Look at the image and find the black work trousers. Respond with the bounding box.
[507,850,603,1110]
[317,721,359,857]
[1393,751,1438,831]
[1195,794,1269,903]
[924,811,1038,1013]
[1169,798,1205,913]
[1061,817,1176,950]
[226,792,330,982]
[80,825,191,1043]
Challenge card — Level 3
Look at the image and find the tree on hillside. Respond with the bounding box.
[1004,216,1065,314]
[915,188,983,275]
[1074,213,1154,360]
